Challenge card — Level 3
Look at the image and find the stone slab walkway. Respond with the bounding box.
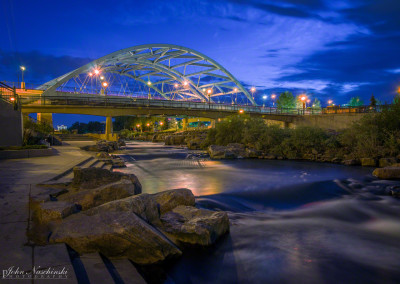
[0,141,94,283]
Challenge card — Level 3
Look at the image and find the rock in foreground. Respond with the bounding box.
[160,205,230,247]
[50,210,182,265]
[72,167,141,194]
[59,179,137,210]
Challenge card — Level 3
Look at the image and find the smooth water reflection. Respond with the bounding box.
[117,142,400,284]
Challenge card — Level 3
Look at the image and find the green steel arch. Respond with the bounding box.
[38,44,256,105]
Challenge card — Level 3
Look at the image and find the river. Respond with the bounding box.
[115,141,400,284]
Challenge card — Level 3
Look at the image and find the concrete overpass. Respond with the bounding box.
[14,92,372,132]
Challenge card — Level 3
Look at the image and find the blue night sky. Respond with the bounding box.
[1,0,400,126]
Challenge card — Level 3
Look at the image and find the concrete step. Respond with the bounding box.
[34,244,78,284]
[110,258,146,284]
[80,253,115,284]
[102,164,112,171]
[56,157,95,182]
[94,161,105,168]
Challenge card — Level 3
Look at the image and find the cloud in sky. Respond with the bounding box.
[1,0,400,106]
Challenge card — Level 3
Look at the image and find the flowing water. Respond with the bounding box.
[115,142,400,284]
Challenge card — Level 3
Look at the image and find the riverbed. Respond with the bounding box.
[116,141,400,284]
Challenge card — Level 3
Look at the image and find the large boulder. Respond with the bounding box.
[373,167,400,179]
[361,158,376,167]
[49,211,182,265]
[159,205,229,247]
[58,179,136,211]
[245,148,260,158]
[187,138,204,150]
[33,201,80,224]
[96,152,109,159]
[379,158,397,168]
[208,145,237,159]
[85,193,161,226]
[227,143,246,157]
[84,188,195,225]
[153,188,195,214]
[343,159,360,166]
[72,167,141,194]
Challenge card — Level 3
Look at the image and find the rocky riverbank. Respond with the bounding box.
[29,167,230,266]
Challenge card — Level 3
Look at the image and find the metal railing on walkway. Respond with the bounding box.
[2,92,389,116]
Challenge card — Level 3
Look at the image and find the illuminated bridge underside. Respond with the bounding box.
[20,94,295,122]
[38,44,256,105]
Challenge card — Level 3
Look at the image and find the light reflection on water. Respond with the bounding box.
[117,142,372,198]
[117,142,400,283]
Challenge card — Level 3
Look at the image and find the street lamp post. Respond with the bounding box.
[250,87,256,105]
[20,66,26,89]
[207,88,212,109]
[300,95,307,114]
[262,95,267,107]
[271,94,276,107]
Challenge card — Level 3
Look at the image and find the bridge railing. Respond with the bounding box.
[8,93,389,116]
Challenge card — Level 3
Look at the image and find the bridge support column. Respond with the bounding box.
[182,117,188,131]
[210,119,216,128]
[37,113,53,128]
[105,116,113,140]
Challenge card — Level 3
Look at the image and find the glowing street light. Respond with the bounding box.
[10,97,15,102]
[207,88,212,95]
[262,95,267,100]
[20,66,26,88]
[328,100,333,105]
[136,124,140,128]
[102,82,108,87]
[250,87,256,93]
[233,87,238,92]
[94,69,100,75]
[239,109,244,114]
[300,95,307,111]
[183,81,189,87]
[88,72,93,76]
[100,76,104,80]
[160,121,164,126]
[271,94,276,107]
[174,83,179,88]
[146,123,150,127]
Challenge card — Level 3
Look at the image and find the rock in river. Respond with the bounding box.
[159,205,230,247]
[58,179,136,211]
[72,167,141,194]
[373,167,400,180]
[50,210,182,265]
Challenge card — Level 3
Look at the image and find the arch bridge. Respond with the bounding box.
[7,44,370,139]
[38,44,256,105]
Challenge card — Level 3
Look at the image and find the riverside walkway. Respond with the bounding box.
[0,142,145,283]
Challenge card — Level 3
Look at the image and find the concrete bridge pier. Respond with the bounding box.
[210,119,216,128]
[37,113,53,128]
[105,116,113,140]
[182,117,188,131]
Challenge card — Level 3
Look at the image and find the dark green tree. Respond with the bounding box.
[276,91,295,109]
[348,96,364,107]
[312,98,321,108]
[370,94,377,107]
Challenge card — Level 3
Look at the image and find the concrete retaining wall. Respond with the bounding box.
[0,100,23,146]
[0,148,55,160]
[292,114,365,130]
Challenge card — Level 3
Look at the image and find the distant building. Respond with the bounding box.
[57,125,68,131]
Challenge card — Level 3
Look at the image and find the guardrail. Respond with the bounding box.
[0,82,19,110]
[2,93,389,116]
